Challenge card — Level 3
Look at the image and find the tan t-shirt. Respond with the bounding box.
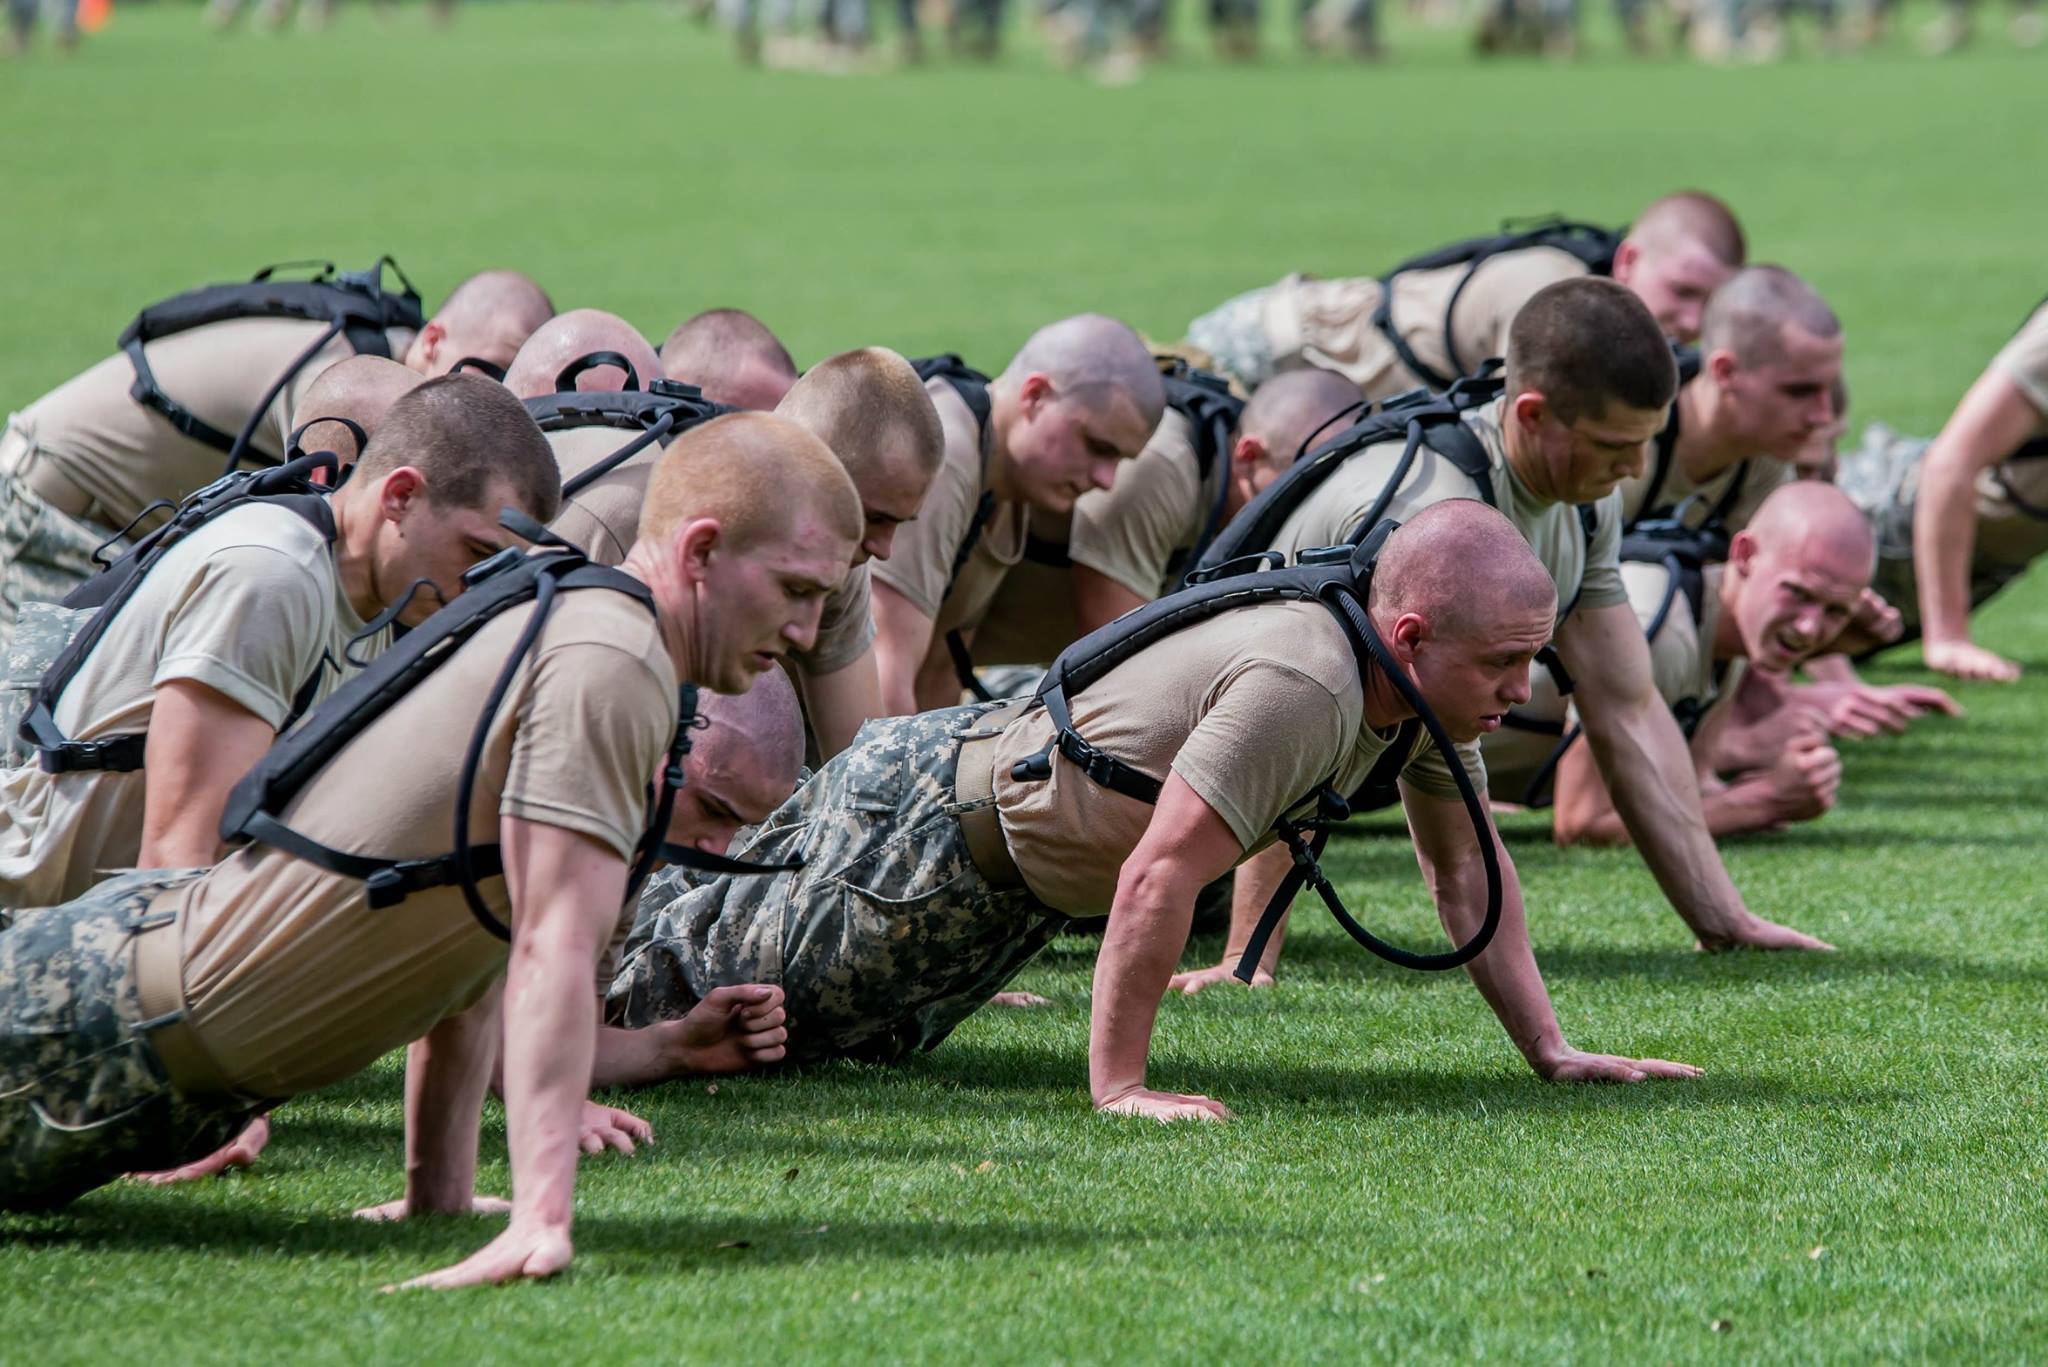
[969,409,1213,668]
[0,501,374,909]
[1618,433,1796,535]
[871,379,1028,638]
[1481,560,1725,800]
[546,427,873,675]
[1974,302,2048,567]
[1258,248,1590,400]
[6,318,403,532]
[1269,397,1627,618]
[154,586,677,1100]
[985,599,1483,916]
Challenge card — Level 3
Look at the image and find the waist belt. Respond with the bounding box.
[130,914,240,1098]
[953,730,1024,891]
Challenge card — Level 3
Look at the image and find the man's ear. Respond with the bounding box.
[376,466,425,523]
[416,321,446,372]
[676,517,722,580]
[1387,611,1429,666]
[1708,348,1739,388]
[1017,372,1053,412]
[1609,237,1641,286]
[1727,529,1759,577]
[1231,433,1269,476]
[1509,390,1549,434]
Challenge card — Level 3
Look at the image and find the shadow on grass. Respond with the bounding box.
[0,1196,1109,1272]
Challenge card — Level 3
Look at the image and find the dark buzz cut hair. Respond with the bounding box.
[1505,278,1679,424]
[356,372,562,523]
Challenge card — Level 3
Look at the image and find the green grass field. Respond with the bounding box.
[4,3,2048,1359]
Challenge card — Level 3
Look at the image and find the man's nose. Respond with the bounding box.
[864,526,895,562]
[1091,457,1120,492]
[1504,666,1533,707]
[785,601,823,652]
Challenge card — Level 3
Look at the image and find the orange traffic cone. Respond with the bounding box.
[79,0,112,32]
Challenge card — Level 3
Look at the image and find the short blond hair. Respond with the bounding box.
[639,412,862,554]
[775,347,945,485]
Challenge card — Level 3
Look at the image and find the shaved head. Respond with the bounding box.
[638,412,862,555]
[420,269,554,376]
[697,668,805,798]
[294,355,423,463]
[1699,265,1842,368]
[1003,313,1167,429]
[1629,191,1747,267]
[663,308,799,411]
[502,309,661,400]
[777,347,945,485]
[1744,479,1874,574]
[1241,368,1365,464]
[1370,499,1556,641]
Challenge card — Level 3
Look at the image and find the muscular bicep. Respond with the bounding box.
[1072,565,1147,636]
[870,579,936,717]
[1925,370,2045,483]
[1122,771,1249,893]
[139,678,278,869]
[1554,600,1658,715]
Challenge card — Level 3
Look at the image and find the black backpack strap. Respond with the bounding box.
[21,472,337,775]
[916,354,999,704]
[1158,366,1247,569]
[554,350,641,394]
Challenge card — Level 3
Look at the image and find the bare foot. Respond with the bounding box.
[129,1114,272,1185]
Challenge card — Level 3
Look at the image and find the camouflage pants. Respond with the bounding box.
[0,464,121,653]
[0,600,93,770]
[0,868,259,1210]
[1836,422,2033,645]
[606,704,1058,1066]
[1183,284,1282,393]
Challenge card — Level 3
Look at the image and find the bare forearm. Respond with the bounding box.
[501,932,600,1232]
[1914,438,1987,645]
[1224,842,1292,972]
[1090,863,1202,1104]
[404,983,503,1211]
[1431,856,1564,1074]
[1580,695,1746,939]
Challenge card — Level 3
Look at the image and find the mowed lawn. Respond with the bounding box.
[4,3,2048,1360]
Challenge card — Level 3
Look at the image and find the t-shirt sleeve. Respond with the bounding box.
[550,491,633,568]
[871,405,978,620]
[152,542,331,730]
[502,641,676,861]
[1572,492,1628,613]
[1398,729,1488,803]
[1068,417,1205,599]
[1169,660,1352,849]
[1992,306,2048,416]
[794,564,876,677]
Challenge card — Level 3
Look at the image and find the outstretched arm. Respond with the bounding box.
[1404,786,1698,1083]
[1091,773,1247,1121]
[139,679,278,869]
[870,580,937,718]
[1549,717,1839,847]
[393,818,627,1291]
[801,647,883,760]
[1557,601,1831,951]
[1913,368,2042,682]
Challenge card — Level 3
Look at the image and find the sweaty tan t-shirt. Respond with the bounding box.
[546,427,872,676]
[6,319,404,532]
[871,380,1028,637]
[1269,396,1627,619]
[985,599,1483,916]
[1259,248,1589,400]
[0,500,374,910]
[1481,560,1725,800]
[1973,302,2048,568]
[153,586,677,1100]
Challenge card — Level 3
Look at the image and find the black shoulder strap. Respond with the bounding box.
[1370,220,1625,391]
[117,258,423,475]
[910,356,1002,702]
[21,461,340,775]
[911,353,994,438]
[1157,362,1247,571]
[1191,374,1505,575]
[525,383,731,499]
